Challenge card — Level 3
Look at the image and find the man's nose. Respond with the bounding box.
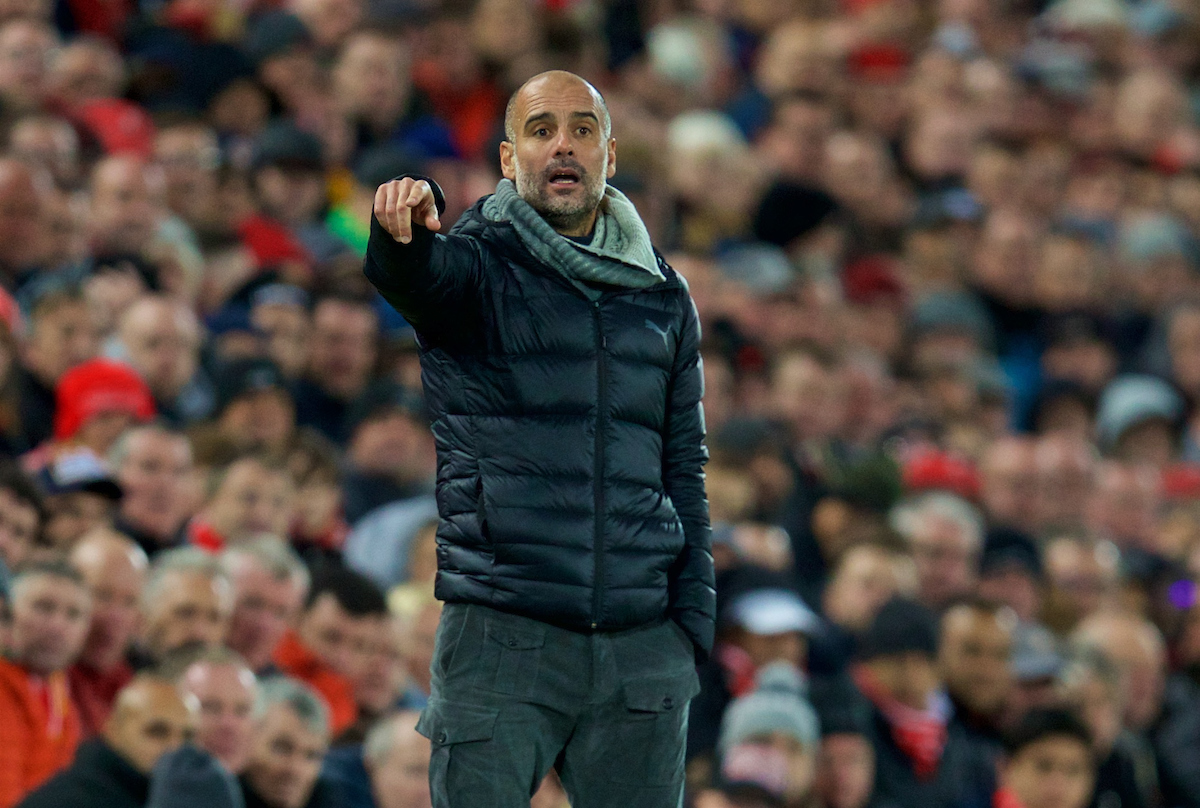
[552,130,573,156]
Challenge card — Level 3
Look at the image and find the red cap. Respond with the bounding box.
[54,359,156,441]
[76,99,156,158]
[903,448,980,500]
[847,43,911,80]
[1163,464,1200,501]
[843,255,906,306]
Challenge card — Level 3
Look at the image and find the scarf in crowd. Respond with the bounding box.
[481,178,665,299]
[852,664,950,781]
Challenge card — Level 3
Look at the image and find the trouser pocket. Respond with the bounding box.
[609,666,701,787]
[417,698,501,808]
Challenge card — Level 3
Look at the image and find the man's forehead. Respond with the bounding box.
[516,78,601,121]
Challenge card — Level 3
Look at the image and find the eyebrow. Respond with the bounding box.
[523,111,600,130]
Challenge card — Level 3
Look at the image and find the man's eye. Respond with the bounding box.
[535,128,548,136]
[578,127,591,136]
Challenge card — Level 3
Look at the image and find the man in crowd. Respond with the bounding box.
[67,528,149,735]
[189,455,295,552]
[138,547,232,667]
[891,493,984,610]
[17,674,198,808]
[0,462,44,572]
[174,647,258,775]
[938,599,1015,751]
[221,537,310,676]
[0,561,92,808]
[364,711,431,808]
[995,709,1097,808]
[241,677,335,808]
[110,423,195,555]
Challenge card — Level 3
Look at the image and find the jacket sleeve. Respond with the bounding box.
[362,175,484,336]
[663,290,716,664]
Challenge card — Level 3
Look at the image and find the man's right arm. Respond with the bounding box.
[364,175,483,333]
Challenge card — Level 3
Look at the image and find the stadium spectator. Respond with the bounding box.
[241,676,335,808]
[996,709,1097,808]
[174,647,258,775]
[110,423,194,556]
[219,536,309,676]
[137,547,231,667]
[189,455,295,552]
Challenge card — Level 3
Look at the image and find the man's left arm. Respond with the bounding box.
[663,291,716,664]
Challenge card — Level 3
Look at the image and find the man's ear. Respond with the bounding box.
[499,141,516,181]
[606,137,617,179]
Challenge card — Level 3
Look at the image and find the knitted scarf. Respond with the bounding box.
[481,178,665,299]
[852,664,950,781]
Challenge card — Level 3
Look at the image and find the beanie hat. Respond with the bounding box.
[1094,374,1183,451]
[718,662,820,755]
[53,359,156,442]
[147,746,244,808]
[855,597,939,661]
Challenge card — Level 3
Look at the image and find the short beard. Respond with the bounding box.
[513,155,607,234]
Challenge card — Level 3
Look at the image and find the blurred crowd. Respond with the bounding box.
[1,0,1200,807]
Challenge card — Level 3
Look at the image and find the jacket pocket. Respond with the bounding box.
[612,667,701,786]
[480,617,546,696]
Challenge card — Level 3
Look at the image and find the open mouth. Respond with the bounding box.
[548,168,581,187]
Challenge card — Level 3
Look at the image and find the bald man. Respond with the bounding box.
[1072,612,1167,732]
[366,711,431,808]
[116,295,209,424]
[88,156,164,256]
[367,71,710,805]
[0,158,50,281]
[18,675,197,808]
[68,528,150,735]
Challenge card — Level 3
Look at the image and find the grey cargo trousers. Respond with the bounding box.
[415,602,700,807]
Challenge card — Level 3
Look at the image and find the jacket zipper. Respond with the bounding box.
[591,299,607,629]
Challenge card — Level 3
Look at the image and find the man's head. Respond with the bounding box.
[220,537,309,673]
[1042,535,1118,634]
[938,599,1015,720]
[117,295,202,403]
[364,711,431,808]
[104,674,198,775]
[215,359,296,454]
[346,382,435,484]
[1056,649,1124,756]
[69,528,147,672]
[36,450,123,550]
[722,587,819,671]
[88,155,164,256]
[822,539,918,634]
[394,592,441,698]
[141,548,232,663]
[297,565,388,680]
[1086,461,1161,550]
[1000,708,1096,808]
[1071,612,1166,732]
[153,121,221,227]
[980,436,1040,533]
[0,462,43,569]
[23,286,98,385]
[8,559,92,674]
[202,456,295,544]
[331,29,411,128]
[890,492,983,610]
[244,677,331,808]
[0,157,49,272]
[499,71,615,237]
[856,597,941,711]
[110,423,194,546]
[1035,435,1096,532]
[306,294,378,402]
[173,646,258,774]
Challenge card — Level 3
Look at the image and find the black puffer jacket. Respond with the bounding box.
[364,178,715,660]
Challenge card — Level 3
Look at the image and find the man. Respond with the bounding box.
[114,295,211,425]
[938,599,1015,750]
[820,538,918,669]
[18,286,99,448]
[0,561,92,808]
[220,537,310,675]
[17,674,198,808]
[138,547,232,667]
[174,647,258,774]
[1071,613,1167,734]
[0,462,44,572]
[0,159,51,287]
[189,455,296,552]
[979,437,1040,534]
[35,450,123,550]
[294,293,379,443]
[87,156,165,258]
[891,492,984,610]
[110,424,195,556]
[1041,536,1118,635]
[242,677,335,808]
[850,598,995,808]
[68,529,149,735]
[363,711,432,808]
[212,359,297,457]
[365,70,712,805]
[274,565,387,736]
[996,708,1096,808]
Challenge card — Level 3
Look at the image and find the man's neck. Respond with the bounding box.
[546,207,599,238]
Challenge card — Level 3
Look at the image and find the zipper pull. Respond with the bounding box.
[601,335,607,349]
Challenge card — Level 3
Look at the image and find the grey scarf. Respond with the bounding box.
[482,179,665,299]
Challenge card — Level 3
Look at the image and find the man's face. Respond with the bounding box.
[121,302,200,400]
[348,411,434,481]
[253,303,309,379]
[143,570,229,660]
[106,680,197,775]
[74,540,146,671]
[815,733,874,808]
[938,606,1013,718]
[729,627,806,670]
[43,491,113,549]
[219,390,296,454]
[298,593,372,678]
[1001,737,1095,808]
[9,573,92,674]
[307,300,378,401]
[254,165,326,227]
[369,719,432,808]
[354,615,403,713]
[226,560,304,673]
[824,547,913,633]
[117,430,193,543]
[207,460,294,543]
[0,162,46,269]
[89,158,162,255]
[245,704,329,808]
[332,33,409,120]
[182,662,257,774]
[981,439,1039,531]
[500,73,616,234]
[0,487,39,568]
[865,652,940,711]
[26,300,98,383]
[909,514,979,610]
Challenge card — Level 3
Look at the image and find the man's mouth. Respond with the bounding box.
[548,168,581,187]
